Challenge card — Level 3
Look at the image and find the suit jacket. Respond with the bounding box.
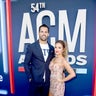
[24,40,54,84]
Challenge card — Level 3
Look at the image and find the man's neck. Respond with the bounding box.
[39,39,47,44]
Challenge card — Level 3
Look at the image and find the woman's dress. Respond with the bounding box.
[49,62,65,96]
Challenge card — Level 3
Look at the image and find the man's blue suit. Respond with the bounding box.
[24,40,54,96]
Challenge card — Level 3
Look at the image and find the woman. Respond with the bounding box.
[49,40,76,96]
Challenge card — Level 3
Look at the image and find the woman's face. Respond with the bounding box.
[55,43,64,56]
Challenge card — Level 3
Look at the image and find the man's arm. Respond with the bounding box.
[24,44,32,81]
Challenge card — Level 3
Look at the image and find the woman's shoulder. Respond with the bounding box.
[51,57,55,62]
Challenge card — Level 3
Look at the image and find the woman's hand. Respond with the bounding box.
[57,78,64,83]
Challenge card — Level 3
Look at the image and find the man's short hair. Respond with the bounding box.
[39,24,49,32]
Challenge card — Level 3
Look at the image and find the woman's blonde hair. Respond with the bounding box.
[55,40,68,59]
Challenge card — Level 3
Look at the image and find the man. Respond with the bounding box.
[24,24,54,96]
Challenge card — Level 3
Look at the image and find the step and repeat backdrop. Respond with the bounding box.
[0,0,96,96]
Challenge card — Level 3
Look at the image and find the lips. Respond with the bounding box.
[42,35,46,38]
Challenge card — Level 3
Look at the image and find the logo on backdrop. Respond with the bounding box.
[0,75,3,82]
[18,2,87,74]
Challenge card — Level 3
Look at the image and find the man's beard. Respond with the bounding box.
[40,36,48,41]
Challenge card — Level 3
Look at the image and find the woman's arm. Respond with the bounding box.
[63,59,76,82]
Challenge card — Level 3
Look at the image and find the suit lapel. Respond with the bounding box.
[35,40,45,61]
[46,43,54,62]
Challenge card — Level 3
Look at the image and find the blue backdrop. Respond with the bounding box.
[0,0,96,96]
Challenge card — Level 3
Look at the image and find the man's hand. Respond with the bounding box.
[29,78,32,82]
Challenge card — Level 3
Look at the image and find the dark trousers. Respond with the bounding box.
[28,81,49,96]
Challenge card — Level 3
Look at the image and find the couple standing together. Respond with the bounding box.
[24,24,76,96]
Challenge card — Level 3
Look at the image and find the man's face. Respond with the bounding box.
[39,27,49,41]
